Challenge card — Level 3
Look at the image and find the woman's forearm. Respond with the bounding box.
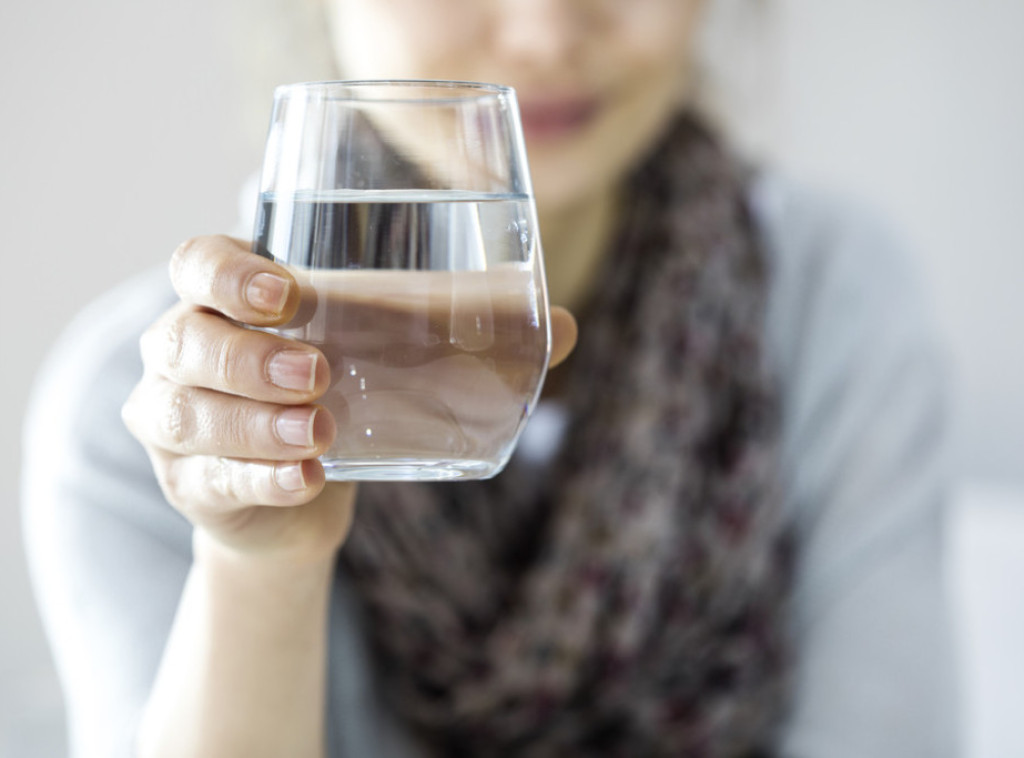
[137,531,335,758]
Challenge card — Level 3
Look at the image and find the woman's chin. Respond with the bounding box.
[528,154,611,217]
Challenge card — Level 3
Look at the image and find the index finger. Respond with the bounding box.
[169,235,301,327]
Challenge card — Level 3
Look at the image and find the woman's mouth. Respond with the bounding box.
[517,97,600,142]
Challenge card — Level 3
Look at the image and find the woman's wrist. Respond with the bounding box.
[140,519,335,758]
[192,525,339,584]
[189,482,358,573]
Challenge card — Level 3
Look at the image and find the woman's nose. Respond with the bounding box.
[491,0,595,69]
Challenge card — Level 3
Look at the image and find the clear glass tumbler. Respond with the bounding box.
[253,80,551,481]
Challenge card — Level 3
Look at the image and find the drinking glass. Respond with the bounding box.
[253,80,551,481]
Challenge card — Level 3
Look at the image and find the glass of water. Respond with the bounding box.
[253,80,551,481]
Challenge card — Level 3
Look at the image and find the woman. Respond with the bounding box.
[23,1,959,756]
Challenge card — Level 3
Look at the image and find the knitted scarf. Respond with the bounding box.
[343,113,793,757]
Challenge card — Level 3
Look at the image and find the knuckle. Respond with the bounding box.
[212,330,244,388]
[221,401,254,453]
[169,237,203,286]
[157,456,186,510]
[211,457,265,506]
[149,311,187,374]
[209,246,232,281]
[161,384,196,448]
[211,245,254,304]
[208,456,237,500]
[171,235,244,303]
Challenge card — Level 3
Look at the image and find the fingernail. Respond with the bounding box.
[246,272,290,315]
[267,350,317,392]
[275,408,317,448]
[274,462,307,492]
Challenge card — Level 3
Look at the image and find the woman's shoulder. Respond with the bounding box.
[749,171,945,380]
[26,266,176,505]
[54,265,173,354]
[33,266,173,400]
[749,172,953,530]
[751,170,926,301]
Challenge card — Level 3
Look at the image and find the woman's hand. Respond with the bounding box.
[122,235,354,564]
[123,234,578,564]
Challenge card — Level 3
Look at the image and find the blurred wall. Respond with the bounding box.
[773,0,1024,487]
[1,0,1022,754]
[0,0,257,752]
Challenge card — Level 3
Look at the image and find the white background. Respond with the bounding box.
[1,0,1022,754]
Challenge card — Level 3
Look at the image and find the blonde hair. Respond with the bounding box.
[225,0,777,159]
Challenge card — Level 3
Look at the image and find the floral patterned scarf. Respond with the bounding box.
[344,112,793,757]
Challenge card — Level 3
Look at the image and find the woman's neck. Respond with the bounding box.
[538,188,620,312]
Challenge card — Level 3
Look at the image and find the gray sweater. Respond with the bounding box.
[22,173,960,757]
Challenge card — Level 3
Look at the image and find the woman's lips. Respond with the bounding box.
[517,97,600,141]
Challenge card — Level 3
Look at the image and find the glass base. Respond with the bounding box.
[322,457,500,482]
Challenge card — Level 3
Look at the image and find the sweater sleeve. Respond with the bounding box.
[754,176,962,758]
[21,269,191,758]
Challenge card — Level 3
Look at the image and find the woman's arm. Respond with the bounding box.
[24,235,578,758]
[780,331,957,758]
[118,236,357,757]
[756,179,961,757]
[25,237,355,757]
[138,528,343,758]
[24,268,192,758]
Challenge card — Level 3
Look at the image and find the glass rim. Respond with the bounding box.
[272,79,516,105]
